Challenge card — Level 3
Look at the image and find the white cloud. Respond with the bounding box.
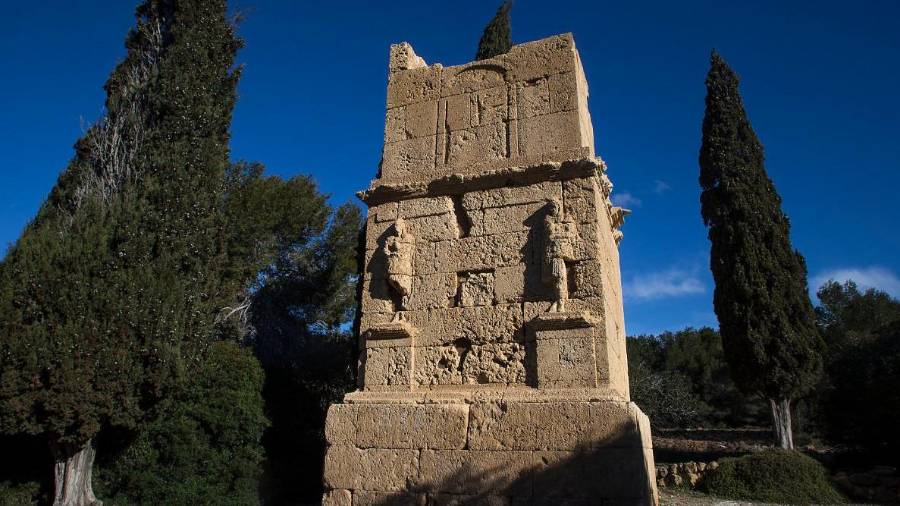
[624,267,705,300]
[810,266,900,298]
[652,180,671,195]
[611,192,641,208]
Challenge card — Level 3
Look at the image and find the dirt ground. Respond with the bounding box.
[659,488,872,506]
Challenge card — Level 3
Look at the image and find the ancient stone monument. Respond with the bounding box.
[322,34,658,505]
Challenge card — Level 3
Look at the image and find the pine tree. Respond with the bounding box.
[698,51,823,449]
[0,1,244,502]
[475,1,512,61]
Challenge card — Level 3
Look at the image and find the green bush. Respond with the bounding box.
[702,450,844,504]
[0,482,41,506]
[96,341,267,505]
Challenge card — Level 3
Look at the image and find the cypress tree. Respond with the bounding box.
[0,1,243,502]
[698,51,823,449]
[475,1,512,61]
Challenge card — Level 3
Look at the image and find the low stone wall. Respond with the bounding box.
[833,466,899,504]
[655,461,718,489]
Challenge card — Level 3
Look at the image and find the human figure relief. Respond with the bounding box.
[384,218,415,318]
[542,200,577,312]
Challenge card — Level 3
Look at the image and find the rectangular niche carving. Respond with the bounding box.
[456,270,495,307]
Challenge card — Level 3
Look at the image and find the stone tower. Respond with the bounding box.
[322,34,658,506]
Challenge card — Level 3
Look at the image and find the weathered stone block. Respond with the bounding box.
[532,448,653,502]
[425,232,535,275]
[534,333,598,388]
[389,42,426,73]
[324,403,358,446]
[517,79,550,119]
[387,65,442,109]
[447,123,507,168]
[571,261,604,299]
[413,235,504,276]
[399,196,454,218]
[548,71,580,114]
[361,275,394,314]
[405,212,460,242]
[468,401,643,451]
[521,111,591,158]
[415,450,534,496]
[503,34,578,82]
[363,346,413,390]
[523,298,606,322]
[473,201,546,237]
[563,197,598,225]
[493,265,524,304]
[405,100,440,139]
[322,489,352,506]
[458,271,495,307]
[430,494,511,506]
[386,100,440,143]
[355,403,469,449]
[365,219,396,250]
[407,272,456,311]
[475,86,509,126]
[360,304,524,348]
[323,446,420,492]
[382,136,437,182]
[416,342,527,386]
[441,64,506,98]
[353,491,427,506]
[372,202,400,223]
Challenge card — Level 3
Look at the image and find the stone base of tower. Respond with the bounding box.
[322,390,658,506]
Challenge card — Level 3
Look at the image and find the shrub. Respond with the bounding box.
[96,341,267,505]
[702,450,844,504]
[0,482,41,506]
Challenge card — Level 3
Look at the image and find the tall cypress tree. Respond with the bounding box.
[475,1,512,61]
[698,51,823,449]
[0,1,243,503]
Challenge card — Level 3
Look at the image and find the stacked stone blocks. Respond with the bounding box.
[323,33,657,505]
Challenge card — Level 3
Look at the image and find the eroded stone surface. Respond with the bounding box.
[323,33,655,506]
[379,34,593,184]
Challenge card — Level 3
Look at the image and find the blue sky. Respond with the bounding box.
[1,1,898,335]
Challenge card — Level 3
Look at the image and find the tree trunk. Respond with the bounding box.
[51,439,102,506]
[769,397,794,450]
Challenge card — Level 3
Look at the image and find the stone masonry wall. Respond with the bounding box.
[359,173,627,394]
[322,33,657,506]
[323,398,656,505]
[380,34,594,185]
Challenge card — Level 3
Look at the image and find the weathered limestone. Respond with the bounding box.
[323,34,657,505]
[379,34,594,185]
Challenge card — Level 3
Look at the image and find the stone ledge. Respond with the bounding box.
[528,311,600,332]
[358,156,603,206]
[364,321,418,341]
[341,386,628,404]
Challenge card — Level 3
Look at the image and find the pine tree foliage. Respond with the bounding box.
[475,1,512,61]
[698,51,823,446]
[249,200,362,504]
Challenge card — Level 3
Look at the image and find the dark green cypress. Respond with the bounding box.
[0,1,244,502]
[475,1,512,61]
[698,51,823,449]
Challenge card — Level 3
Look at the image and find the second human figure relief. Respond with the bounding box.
[384,217,415,319]
[542,200,578,312]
